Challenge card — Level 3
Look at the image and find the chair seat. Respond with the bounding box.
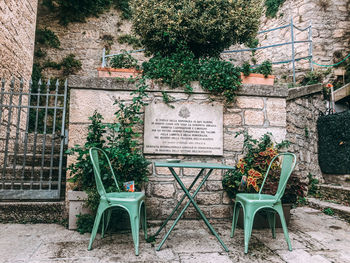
[236,193,277,203]
[103,192,145,203]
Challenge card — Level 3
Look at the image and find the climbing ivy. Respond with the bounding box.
[43,0,131,25]
[264,0,286,18]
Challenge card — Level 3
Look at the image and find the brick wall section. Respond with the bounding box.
[286,84,326,182]
[0,0,38,81]
[67,77,289,220]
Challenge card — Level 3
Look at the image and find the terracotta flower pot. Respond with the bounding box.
[97,67,142,78]
[236,203,292,229]
[240,73,275,86]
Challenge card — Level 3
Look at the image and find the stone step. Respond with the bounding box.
[307,197,350,223]
[317,184,350,206]
[26,133,62,144]
[1,166,65,181]
[0,201,66,223]
[322,174,350,187]
[7,153,64,167]
[16,143,63,154]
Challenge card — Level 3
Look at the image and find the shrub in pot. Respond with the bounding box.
[97,50,142,78]
[240,60,275,86]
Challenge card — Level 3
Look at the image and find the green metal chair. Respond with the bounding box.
[231,152,297,254]
[88,147,147,255]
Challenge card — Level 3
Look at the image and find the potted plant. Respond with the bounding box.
[66,87,150,232]
[222,131,306,228]
[97,50,142,78]
[240,60,275,86]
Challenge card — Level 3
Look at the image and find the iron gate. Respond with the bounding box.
[0,78,67,200]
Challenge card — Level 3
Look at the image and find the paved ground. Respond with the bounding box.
[0,206,349,263]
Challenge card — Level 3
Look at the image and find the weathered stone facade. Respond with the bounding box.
[34,1,350,82]
[286,84,326,181]
[256,0,350,81]
[0,0,38,81]
[67,77,289,220]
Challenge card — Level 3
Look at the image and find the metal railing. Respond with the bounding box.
[0,78,68,200]
[101,18,313,84]
[223,18,313,83]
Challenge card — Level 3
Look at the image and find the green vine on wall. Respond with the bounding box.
[43,0,131,25]
[264,0,286,18]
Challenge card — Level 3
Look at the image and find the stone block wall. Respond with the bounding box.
[255,0,350,81]
[67,77,288,220]
[0,0,38,81]
[286,84,326,181]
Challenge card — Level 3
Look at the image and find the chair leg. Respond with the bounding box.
[276,205,292,251]
[101,209,112,239]
[101,212,105,238]
[141,203,148,239]
[88,204,105,251]
[243,207,254,254]
[129,206,140,256]
[231,202,240,238]
[267,211,276,239]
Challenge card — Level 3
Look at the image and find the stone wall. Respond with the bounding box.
[256,0,350,81]
[67,77,288,220]
[34,1,350,82]
[0,0,38,81]
[286,84,326,181]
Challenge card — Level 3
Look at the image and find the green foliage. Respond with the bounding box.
[110,51,139,69]
[42,54,82,76]
[254,60,273,77]
[264,0,286,18]
[101,34,114,51]
[199,58,241,102]
[35,28,60,48]
[241,62,251,77]
[131,0,262,57]
[323,207,334,216]
[307,173,319,197]
[317,111,350,174]
[34,48,47,58]
[300,71,324,86]
[117,34,143,49]
[76,214,95,234]
[67,81,150,215]
[43,0,131,25]
[304,127,309,138]
[222,131,305,204]
[142,48,199,89]
[60,54,82,75]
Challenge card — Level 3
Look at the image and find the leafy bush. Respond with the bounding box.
[254,60,273,77]
[317,111,350,174]
[142,47,199,89]
[42,54,82,76]
[110,51,139,69]
[76,214,95,234]
[117,34,143,49]
[222,131,306,204]
[199,59,241,102]
[264,0,286,18]
[35,28,60,48]
[131,0,262,57]
[300,71,324,86]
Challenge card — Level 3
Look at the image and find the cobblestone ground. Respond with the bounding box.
[0,207,349,263]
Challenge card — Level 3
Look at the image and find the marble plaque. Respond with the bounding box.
[144,102,223,155]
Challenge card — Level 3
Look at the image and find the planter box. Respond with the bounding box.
[97,67,142,78]
[237,203,292,229]
[68,190,91,230]
[240,73,275,86]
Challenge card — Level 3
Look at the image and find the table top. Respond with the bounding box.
[154,161,234,170]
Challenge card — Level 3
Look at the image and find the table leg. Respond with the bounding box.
[157,168,229,252]
[153,168,205,237]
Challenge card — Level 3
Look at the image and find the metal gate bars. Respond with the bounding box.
[0,78,68,200]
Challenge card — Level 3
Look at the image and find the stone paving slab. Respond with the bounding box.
[0,207,349,263]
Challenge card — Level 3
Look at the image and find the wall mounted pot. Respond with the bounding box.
[97,67,142,78]
[240,73,275,86]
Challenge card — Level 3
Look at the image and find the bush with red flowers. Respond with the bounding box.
[222,131,306,204]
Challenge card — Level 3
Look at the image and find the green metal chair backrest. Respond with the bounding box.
[89,147,121,198]
[259,152,297,201]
